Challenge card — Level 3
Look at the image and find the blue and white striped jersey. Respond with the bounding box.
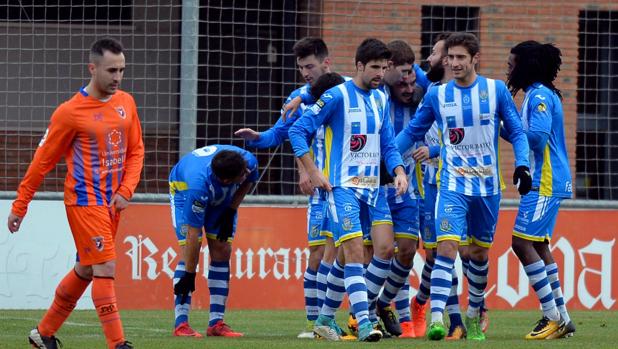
[520,83,572,198]
[169,145,259,227]
[381,85,423,203]
[396,76,529,196]
[289,80,404,206]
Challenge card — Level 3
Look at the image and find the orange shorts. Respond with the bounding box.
[65,205,120,266]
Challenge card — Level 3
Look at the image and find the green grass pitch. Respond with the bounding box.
[0,309,615,348]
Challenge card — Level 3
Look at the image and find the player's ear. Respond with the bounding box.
[356,61,364,72]
[472,52,480,66]
[322,56,331,67]
[88,62,96,75]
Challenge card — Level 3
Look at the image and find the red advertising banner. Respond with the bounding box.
[115,205,617,310]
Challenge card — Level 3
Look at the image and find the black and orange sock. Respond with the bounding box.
[92,276,125,349]
[39,269,91,336]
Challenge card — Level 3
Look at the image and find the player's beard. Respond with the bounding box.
[425,63,445,83]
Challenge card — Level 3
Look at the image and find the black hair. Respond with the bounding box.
[386,40,415,66]
[310,72,345,99]
[355,38,391,66]
[211,150,247,181]
[508,40,563,99]
[293,37,329,61]
[90,38,123,61]
[444,32,480,58]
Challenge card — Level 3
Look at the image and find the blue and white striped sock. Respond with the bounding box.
[416,259,434,305]
[546,262,570,323]
[303,267,319,321]
[173,261,191,327]
[365,256,391,322]
[320,260,346,318]
[378,258,412,308]
[316,261,332,311]
[430,255,454,324]
[344,263,370,327]
[208,260,230,327]
[524,260,559,321]
[394,279,411,323]
[466,259,488,318]
[446,268,463,327]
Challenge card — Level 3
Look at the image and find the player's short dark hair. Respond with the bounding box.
[293,37,329,61]
[508,40,563,99]
[433,32,453,45]
[90,38,124,61]
[355,38,391,66]
[211,150,247,181]
[387,40,415,66]
[310,72,345,99]
[444,32,480,58]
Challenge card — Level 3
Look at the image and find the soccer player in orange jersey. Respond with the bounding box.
[7,38,144,349]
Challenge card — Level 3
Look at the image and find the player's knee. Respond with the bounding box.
[308,245,325,269]
[92,260,116,278]
[373,242,394,260]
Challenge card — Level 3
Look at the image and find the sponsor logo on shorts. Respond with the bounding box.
[180,224,189,237]
[344,203,353,212]
[440,219,451,232]
[342,217,353,231]
[310,224,320,238]
[191,200,205,214]
[92,236,104,251]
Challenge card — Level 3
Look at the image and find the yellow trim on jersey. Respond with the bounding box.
[169,181,189,195]
[512,230,550,242]
[469,236,492,248]
[539,144,553,196]
[415,162,425,198]
[323,126,333,178]
[395,233,419,240]
[436,128,443,187]
[335,231,363,247]
[372,220,393,226]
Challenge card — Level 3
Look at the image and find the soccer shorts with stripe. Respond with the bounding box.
[513,191,562,242]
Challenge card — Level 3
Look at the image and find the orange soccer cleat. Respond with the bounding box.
[399,321,416,338]
[173,322,203,338]
[207,320,244,337]
[411,297,428,338]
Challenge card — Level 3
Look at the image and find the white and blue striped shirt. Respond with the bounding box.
[396,76,529,196]
[290,80,403,206]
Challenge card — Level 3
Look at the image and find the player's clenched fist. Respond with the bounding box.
[174,272,196,304]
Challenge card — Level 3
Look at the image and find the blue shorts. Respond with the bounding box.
[390,199,420,241]
[435,190,500,247]
[307,194,329,246]
[328,187,392,247]
[171,194,237,245]
[421,181,438,249]
[513,192,562,242]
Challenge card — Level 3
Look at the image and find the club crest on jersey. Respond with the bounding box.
[449,128,465,145]
[92,236,104,251]
[350,134,367,152]
[115,106,126,119]
[537,102,547,112]
[479,90,489,101]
